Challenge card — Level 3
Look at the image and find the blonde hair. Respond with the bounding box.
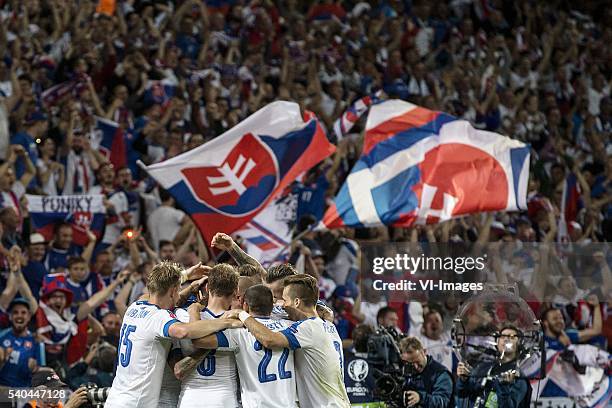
[399,336,424,352]
[208,263,239,298]
[147,261,182,296]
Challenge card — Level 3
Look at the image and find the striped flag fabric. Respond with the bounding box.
[92,116,127,169]
[332,91,382,142]
[142,101,335,241]
[27,194,106,245]
[322,100,531,229]
[233,191,296,266]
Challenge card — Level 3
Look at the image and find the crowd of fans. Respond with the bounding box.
[0,0,608,403]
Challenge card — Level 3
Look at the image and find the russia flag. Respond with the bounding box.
[323,100,531,228]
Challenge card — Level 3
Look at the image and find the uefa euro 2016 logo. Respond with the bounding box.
[348,359,369,383]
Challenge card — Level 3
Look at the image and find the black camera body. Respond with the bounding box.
[367,326,405,369]
[367,326,410,407]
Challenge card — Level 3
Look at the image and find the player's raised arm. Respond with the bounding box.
[227,309,289,349]
[211,233,267,279]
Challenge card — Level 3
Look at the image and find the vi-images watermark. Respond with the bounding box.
[372,279,484,293]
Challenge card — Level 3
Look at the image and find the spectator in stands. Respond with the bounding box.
[11,111,47,184]
[37,137,65,196]
[158,240,177,261]
[100,311,121,347]
[417,309,454,372]
[22,233,48,300]
[148,188,188,251]
[0,149,29,218]
[61,256,105,314]
[36,270,128,371]
[44,224,82,273]
[541,297,602,351]
[0,298,40,387]
[376,306,400,332]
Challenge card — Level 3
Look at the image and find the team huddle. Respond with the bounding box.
[104,233,350,408]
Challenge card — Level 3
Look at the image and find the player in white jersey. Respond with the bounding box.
[105,261,241,408]
[187,284,298,408]
[230,274,350,408]
[177,263,240,408]
[157,307,190,408]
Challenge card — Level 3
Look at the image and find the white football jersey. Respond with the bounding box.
[158,308,190,408]
[178,308,239,408]
[105,300,180,408]
[281,317,350,408]
[218,317,297,408]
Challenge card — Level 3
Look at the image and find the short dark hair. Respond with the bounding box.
[353,324,374,353]
[424,309,443,322]
[238,264,259,277]
[284,274,318,307]
[499,324,521,336]
[540,307,561,322]
[244,285,274,316]
[54,222,72,234]
[159,188,173,203]
[208,263,239,298]
[376,306,397,324]
[67,256,87,269]
[159,240,175,250]
[265,264,296,284]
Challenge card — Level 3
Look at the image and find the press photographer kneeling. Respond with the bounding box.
[456,325,530,408]
[398,337,454,408]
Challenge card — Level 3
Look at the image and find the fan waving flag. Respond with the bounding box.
[332,91,383,142]
[143,101,335,241]
[27,194,106,245]
[322,100,530,228]
[92,116,127,169]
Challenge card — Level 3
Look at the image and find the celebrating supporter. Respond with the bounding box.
[0,0,606,406]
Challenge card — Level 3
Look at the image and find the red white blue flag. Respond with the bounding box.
[92,116,127,169]
[143,101,335,241]
[322,100,531,228]
[26,194,106,245]
[332,91,382,142]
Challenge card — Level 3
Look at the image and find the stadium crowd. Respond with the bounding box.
[0,0,609,406]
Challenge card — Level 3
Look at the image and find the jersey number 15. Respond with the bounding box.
[118,324,137,367]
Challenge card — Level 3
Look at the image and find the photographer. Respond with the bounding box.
[456,325,530,408]
[399,337,454,408]
[66,341,117,390]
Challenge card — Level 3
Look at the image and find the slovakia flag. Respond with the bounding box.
[322,100,530,228]
[143,101,335,241]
